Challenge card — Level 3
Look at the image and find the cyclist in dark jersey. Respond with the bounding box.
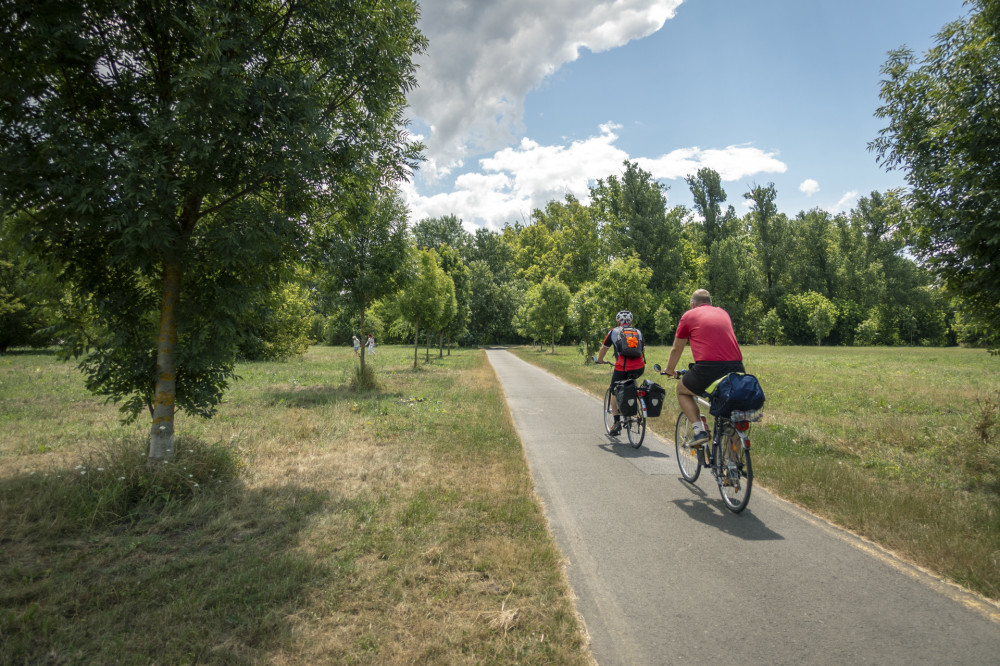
[596,310,645,436]
[664,289,745,446]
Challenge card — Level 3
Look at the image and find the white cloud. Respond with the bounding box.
[403,124,788,228]
[828,190,859,214]
[799,179,820,196]
[637,145,786,182]
[408,0,684,170]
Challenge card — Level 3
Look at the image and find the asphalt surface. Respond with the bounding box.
[486,349,1000,666]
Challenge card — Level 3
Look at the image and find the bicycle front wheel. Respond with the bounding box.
[718,429,753,513]
[603,388,615,434]
[674,412,701,482]
[626,412,646,448]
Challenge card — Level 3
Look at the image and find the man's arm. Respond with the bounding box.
[665,336,688,377]
[596,344,611,364]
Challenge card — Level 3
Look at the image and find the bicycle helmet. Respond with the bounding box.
[616,310,633,326]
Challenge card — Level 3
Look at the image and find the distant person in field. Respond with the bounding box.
[367,332,375,357]
[663,289,745,447]
[352,335,360,356]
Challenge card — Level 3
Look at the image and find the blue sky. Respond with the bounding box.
[403,0,970,230]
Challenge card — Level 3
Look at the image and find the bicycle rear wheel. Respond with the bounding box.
[603,387,615,434]
[625,412,646,448]
[674,412,701,482]
[718,428,753,513]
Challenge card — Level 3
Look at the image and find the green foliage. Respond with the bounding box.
[854,317,880,346]
[313,186,412,369]
[760,309,784,345]
[412,214,471,256]
[807,298,838,345]
[237,279,315,361]
[570,255,654,354]
[522,277,572,352]
[781,291,837,346]
[0,0,426,452]
[872,0,1000,338]
[654,302,675,342]
[397,249,452,366]
[686,167,727,250]
[707,231,763,341]
[590,161,684,294]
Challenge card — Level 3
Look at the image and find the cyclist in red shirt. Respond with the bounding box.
[596,310,645,436]
[663,289,745,447]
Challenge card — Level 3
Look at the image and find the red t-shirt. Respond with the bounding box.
[675,305,742,363]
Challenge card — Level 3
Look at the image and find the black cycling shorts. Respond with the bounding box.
[681,360,745,395]
[611,367,644,387]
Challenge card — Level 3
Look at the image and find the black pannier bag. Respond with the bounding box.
[641,380,667,417]
[709,373,765,418]
[615,378,639,416]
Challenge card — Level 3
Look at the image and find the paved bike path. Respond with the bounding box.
[486,350,1000,666]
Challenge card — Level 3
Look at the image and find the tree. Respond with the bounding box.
[760,309,784,345]
[413,214,471,257]
[236,277,315,361]
[807,299,838,346]
[590,161,684,294]
[572,255,654,355]
[436,245,471,355]
[524,277,571,352]
[398,249,446,369]
[686,168,728,250]
[654,302,675,343]
[871,0,1000,342]
[315,188,412,374]
[781,291,837,345]
[0,1,426,459]
[744,183,789,309]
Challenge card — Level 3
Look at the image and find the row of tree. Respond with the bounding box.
[326,167,985,358]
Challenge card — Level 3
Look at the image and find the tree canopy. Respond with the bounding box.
[0,0,426,458]
[872,0,1000,342]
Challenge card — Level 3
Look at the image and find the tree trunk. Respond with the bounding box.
[438,332,443,358]
[359,311,367,372]
[413,322,419,369]
[149,261,182,461]
[425,329,430,362]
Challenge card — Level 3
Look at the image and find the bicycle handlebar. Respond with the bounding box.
[652,363,684,378]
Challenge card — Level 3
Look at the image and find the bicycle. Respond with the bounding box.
[592,357,646,448]
[653,364,759,513]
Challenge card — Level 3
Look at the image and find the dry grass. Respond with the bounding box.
[0,346,593,664]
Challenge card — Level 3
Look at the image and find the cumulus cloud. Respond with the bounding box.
[799,179,820,196]
[402,124,788,229]
[408,0,684,171]
[828,190,859,214]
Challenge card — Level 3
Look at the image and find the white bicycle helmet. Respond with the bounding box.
[616,310,633,326]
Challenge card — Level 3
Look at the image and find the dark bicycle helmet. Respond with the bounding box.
[616,310,633,326]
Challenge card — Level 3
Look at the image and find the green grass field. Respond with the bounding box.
[0,346,592,665]
[512,344,1000,601]
[2,343,998,664]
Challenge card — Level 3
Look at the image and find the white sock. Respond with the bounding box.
[692,421,706,435]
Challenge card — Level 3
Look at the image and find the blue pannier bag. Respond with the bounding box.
[709,373,765,418]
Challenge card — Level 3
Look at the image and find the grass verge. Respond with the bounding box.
[0,346,593,665]
[511,344,1000,602]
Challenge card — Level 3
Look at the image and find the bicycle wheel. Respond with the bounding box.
[603,387,615,434]
[674,412,701,482]
[718,428,753,513]
[625,411,646,448]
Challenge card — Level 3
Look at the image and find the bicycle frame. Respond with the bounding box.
[671,384,754,513]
